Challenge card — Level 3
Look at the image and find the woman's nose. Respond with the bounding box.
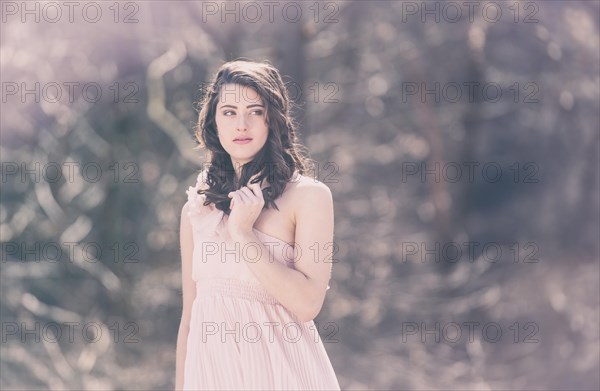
[236,114,248,131]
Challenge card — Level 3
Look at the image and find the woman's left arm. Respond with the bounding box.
[230,182,334,323]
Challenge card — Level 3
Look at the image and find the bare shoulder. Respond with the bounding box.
[287,175,333,217]
[181,200,190,214]
[287,174,332,195]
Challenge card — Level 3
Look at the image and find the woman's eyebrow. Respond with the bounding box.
[219,104,265,109]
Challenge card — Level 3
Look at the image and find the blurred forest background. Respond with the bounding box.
[1,1,599,390]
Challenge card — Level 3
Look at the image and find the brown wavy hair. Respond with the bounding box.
[192,59,315,215]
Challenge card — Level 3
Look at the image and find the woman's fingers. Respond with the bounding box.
[229,187,253,203]
[228,173,264,207]
[228,189,238,208]
[238,187,253,202]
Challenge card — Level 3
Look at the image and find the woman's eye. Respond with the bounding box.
[222,110,263,117]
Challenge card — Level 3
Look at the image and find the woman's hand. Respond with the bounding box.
[227,173,265,237]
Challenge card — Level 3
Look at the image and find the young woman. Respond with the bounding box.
[175,59,340,390]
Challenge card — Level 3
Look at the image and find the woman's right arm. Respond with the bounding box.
[175,202,196,391]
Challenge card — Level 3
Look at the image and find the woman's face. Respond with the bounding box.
[215,83,269,173]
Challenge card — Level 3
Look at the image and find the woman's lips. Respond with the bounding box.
[233,138,252,144]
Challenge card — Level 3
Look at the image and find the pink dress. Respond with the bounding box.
[183,171,340,390]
